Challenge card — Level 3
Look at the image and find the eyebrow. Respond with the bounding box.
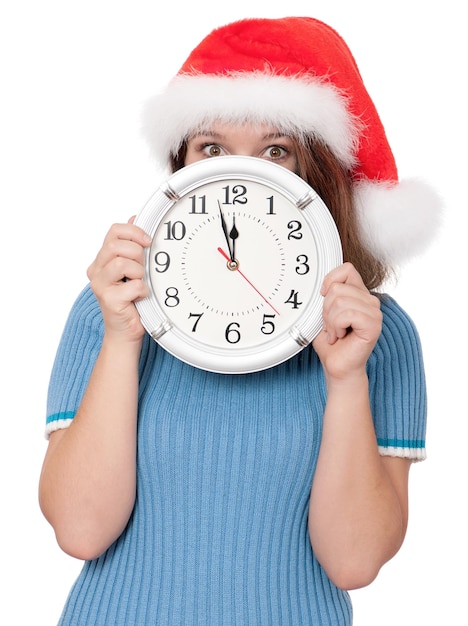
[190,130,225,140]
[190,130,291,141]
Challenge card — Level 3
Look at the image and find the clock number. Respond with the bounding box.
[261,314,276,335]
[189,194,207,214]
[295,254,310,275]
[164,220,186,241]
[154,251,170,273]
[164,287,180,307]
[285,290,302,309]
[188,312,203,332]
[225,322,241,344]
[287,220,303,240]
[266,195,275,215]
[222,185,247,205]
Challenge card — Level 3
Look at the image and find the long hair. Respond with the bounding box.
[294,137,391,290]
[170,136,391,291]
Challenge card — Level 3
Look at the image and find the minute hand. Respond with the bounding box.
[218,202,233,260]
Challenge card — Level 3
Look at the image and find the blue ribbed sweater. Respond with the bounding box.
[46,284,427,625]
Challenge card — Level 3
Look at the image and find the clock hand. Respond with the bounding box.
[218,202,234,260]
[217,247,280,315]
[229,216,239,263]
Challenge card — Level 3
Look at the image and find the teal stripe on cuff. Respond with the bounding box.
[46,411,76,425]
[377,437,425,449]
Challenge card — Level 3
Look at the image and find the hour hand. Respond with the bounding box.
[229,217,239,262]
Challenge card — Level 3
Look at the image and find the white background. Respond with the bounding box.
[1,1,465,624]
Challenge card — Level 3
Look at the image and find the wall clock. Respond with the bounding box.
[134,155,342,373]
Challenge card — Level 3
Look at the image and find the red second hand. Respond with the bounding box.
[217,247,280,315]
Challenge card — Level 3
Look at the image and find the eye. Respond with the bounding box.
[263,145,288,160]
[203,144,225,157]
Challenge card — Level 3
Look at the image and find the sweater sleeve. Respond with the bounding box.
[45,284,104,438]
[367,294,427,461]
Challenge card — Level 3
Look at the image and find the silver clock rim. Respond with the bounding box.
[134,155,342,374]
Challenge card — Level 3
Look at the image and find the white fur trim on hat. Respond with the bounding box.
[142,72,363,171]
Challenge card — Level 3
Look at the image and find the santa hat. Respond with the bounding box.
[142,17,442,265]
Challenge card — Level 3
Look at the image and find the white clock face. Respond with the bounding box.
[135,156,342,374]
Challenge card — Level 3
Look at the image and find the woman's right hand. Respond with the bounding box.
[87,218,152,342]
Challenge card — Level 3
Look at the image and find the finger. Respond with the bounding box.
[88,224,150,280]
[321,262,366,296]
[322,291,382,344]
[103,222,151,246]
[322,283,380,317]
[325,305,381,342]
[88,242,144,283]
[107,256,147,285]
[106,273,149,305]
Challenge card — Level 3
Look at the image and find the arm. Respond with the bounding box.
[309,263,411,590]
[39,220,151,561]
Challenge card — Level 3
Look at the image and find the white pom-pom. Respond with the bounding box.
[354,178,444,265]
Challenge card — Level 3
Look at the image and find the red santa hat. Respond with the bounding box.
[142,17,442,265]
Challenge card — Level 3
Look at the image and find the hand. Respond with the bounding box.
[229,216,239,262]
[87,217,152,342]
[312,262,382,381]
[217,247,280,314]
[218,202,238,263]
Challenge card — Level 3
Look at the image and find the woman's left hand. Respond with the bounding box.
[310,263,410,589]
[312,262,382,380]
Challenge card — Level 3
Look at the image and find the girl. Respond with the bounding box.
[39,17,441,625]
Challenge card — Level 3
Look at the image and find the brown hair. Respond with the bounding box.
[294,137,390,290]
[170,136,390,291]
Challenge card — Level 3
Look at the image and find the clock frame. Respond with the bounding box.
[134,155,342,374]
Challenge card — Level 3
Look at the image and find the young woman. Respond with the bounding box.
[39,17,441,626]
